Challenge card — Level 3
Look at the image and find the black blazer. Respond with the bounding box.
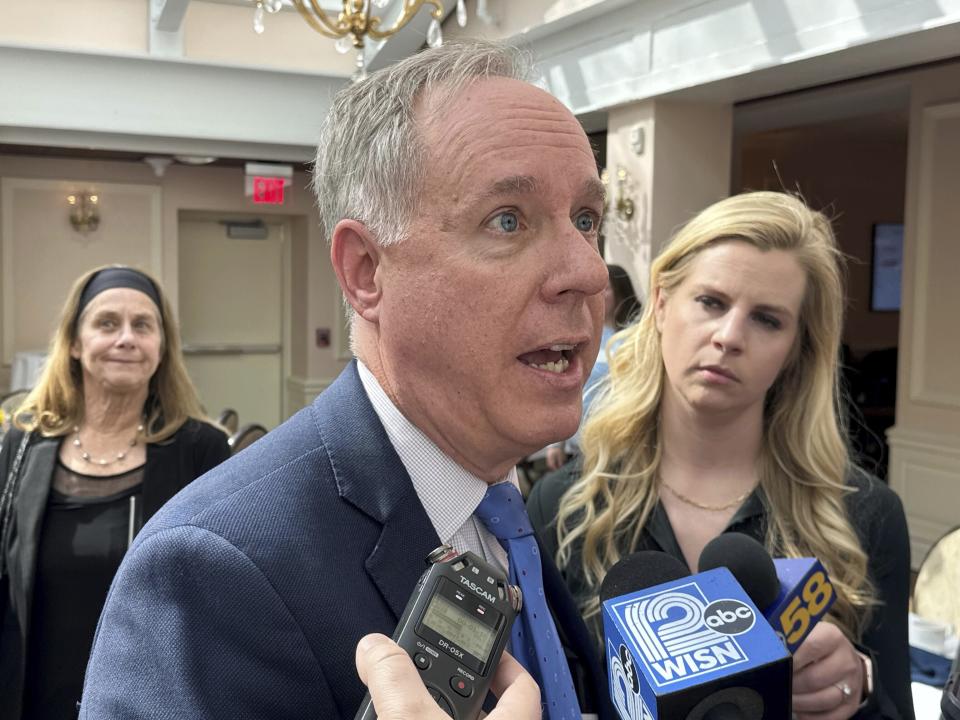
[81,361,615,719]
[0,418,230,718]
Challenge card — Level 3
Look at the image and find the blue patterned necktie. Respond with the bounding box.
[474,482,581,720]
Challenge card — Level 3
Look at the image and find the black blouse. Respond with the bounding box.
[0,419,232,720]
[528,464,915,720]
[23,462,145,720]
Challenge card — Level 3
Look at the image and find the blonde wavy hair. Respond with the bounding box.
[556,191,874,639]
[14,265,207,443]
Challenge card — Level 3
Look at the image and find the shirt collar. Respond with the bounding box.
[356,360,517,544]
[647,487,768,563]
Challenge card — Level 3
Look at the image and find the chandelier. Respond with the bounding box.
[250,1,477,77]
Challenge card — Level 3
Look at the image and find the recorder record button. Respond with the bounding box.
[450,675,473,697]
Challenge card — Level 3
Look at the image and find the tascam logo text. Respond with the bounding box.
[460,576,497,604]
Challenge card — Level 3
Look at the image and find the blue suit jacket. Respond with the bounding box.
[81,361,612,719]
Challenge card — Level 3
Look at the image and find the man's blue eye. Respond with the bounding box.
[575,213,595,232]
[496,212,519,232]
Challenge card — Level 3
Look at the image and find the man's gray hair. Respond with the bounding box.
[311,41,535,247]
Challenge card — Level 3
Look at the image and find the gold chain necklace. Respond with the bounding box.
[72,423,144,467]
[660,480,755,512]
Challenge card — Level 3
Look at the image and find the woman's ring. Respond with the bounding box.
[835,681,852,702]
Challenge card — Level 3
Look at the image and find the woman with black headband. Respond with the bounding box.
[0,265,230,720]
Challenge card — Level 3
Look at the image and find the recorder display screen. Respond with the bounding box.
[421,593,496,661]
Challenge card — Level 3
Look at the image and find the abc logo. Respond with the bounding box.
[703,599,756,635]
[618,644,640,694]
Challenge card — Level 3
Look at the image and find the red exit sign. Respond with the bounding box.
[252,176,285,204]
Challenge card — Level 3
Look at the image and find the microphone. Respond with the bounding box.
[698,534,836,653]
[601,551,791,720]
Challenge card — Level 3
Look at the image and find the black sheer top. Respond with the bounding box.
[22,461,144,720]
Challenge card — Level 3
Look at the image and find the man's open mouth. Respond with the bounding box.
[517,343,578,374]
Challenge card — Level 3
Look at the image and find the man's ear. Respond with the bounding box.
[653,286,667,333]
[330,220,383,323]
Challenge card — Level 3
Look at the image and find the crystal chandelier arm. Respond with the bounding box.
[291,0,351,39]
[366,0,443,40]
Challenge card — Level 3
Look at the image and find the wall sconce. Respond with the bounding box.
[601,167,635,221]
[68,192,100,233]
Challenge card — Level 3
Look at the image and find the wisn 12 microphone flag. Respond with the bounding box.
[603,567,791,720]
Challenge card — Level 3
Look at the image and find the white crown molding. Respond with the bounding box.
[519,0,960,116]
[0,43,347,160]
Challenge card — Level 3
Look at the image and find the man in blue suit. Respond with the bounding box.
[82,41,612,719]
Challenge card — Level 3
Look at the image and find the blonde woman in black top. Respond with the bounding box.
[530,193,913,720]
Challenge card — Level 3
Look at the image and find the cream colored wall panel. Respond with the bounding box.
[889,69,960,568]
[285,375,333,415]
[178,218,286,426]
[183,1,353,75]
[186,354,282,429]
[606,99,731,303]
[909,104,960,409]
[888,428,960,564]
[0,0,147,53]
[1,178,161,364]
[178,219,283,346]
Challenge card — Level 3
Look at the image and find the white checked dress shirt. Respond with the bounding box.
[356,361,513,575]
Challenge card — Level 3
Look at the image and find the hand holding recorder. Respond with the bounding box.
[355,634,541,720]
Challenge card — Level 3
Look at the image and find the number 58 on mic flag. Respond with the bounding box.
[767,557,836,654]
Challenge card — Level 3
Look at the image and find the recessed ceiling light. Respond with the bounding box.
[174,155,218,165]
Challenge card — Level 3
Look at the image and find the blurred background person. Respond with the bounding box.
[530,192,913,719]
[545,263,641,471]
[0,265,230,720]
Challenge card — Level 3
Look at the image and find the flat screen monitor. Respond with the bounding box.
[871,223,903,312]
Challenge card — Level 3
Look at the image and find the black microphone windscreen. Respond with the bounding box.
[599,550,689,602]
[698,533,779,610]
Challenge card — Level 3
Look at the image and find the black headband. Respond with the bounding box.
[77,267,163,322]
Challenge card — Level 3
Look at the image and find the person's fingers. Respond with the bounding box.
[355,634,439,719]
[792,621,842,673]
[487,651,528,697]
[793,682,853,715]
[793,646,847,694]
[486,651,541,719]
[792,624,862,720]
[793,626,862,702]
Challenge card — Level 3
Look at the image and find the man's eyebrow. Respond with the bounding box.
[581,177,606,206]
[478,175,540,199]
[474,175,606,205]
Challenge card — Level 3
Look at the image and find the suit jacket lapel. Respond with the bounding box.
[315,361,441,619]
